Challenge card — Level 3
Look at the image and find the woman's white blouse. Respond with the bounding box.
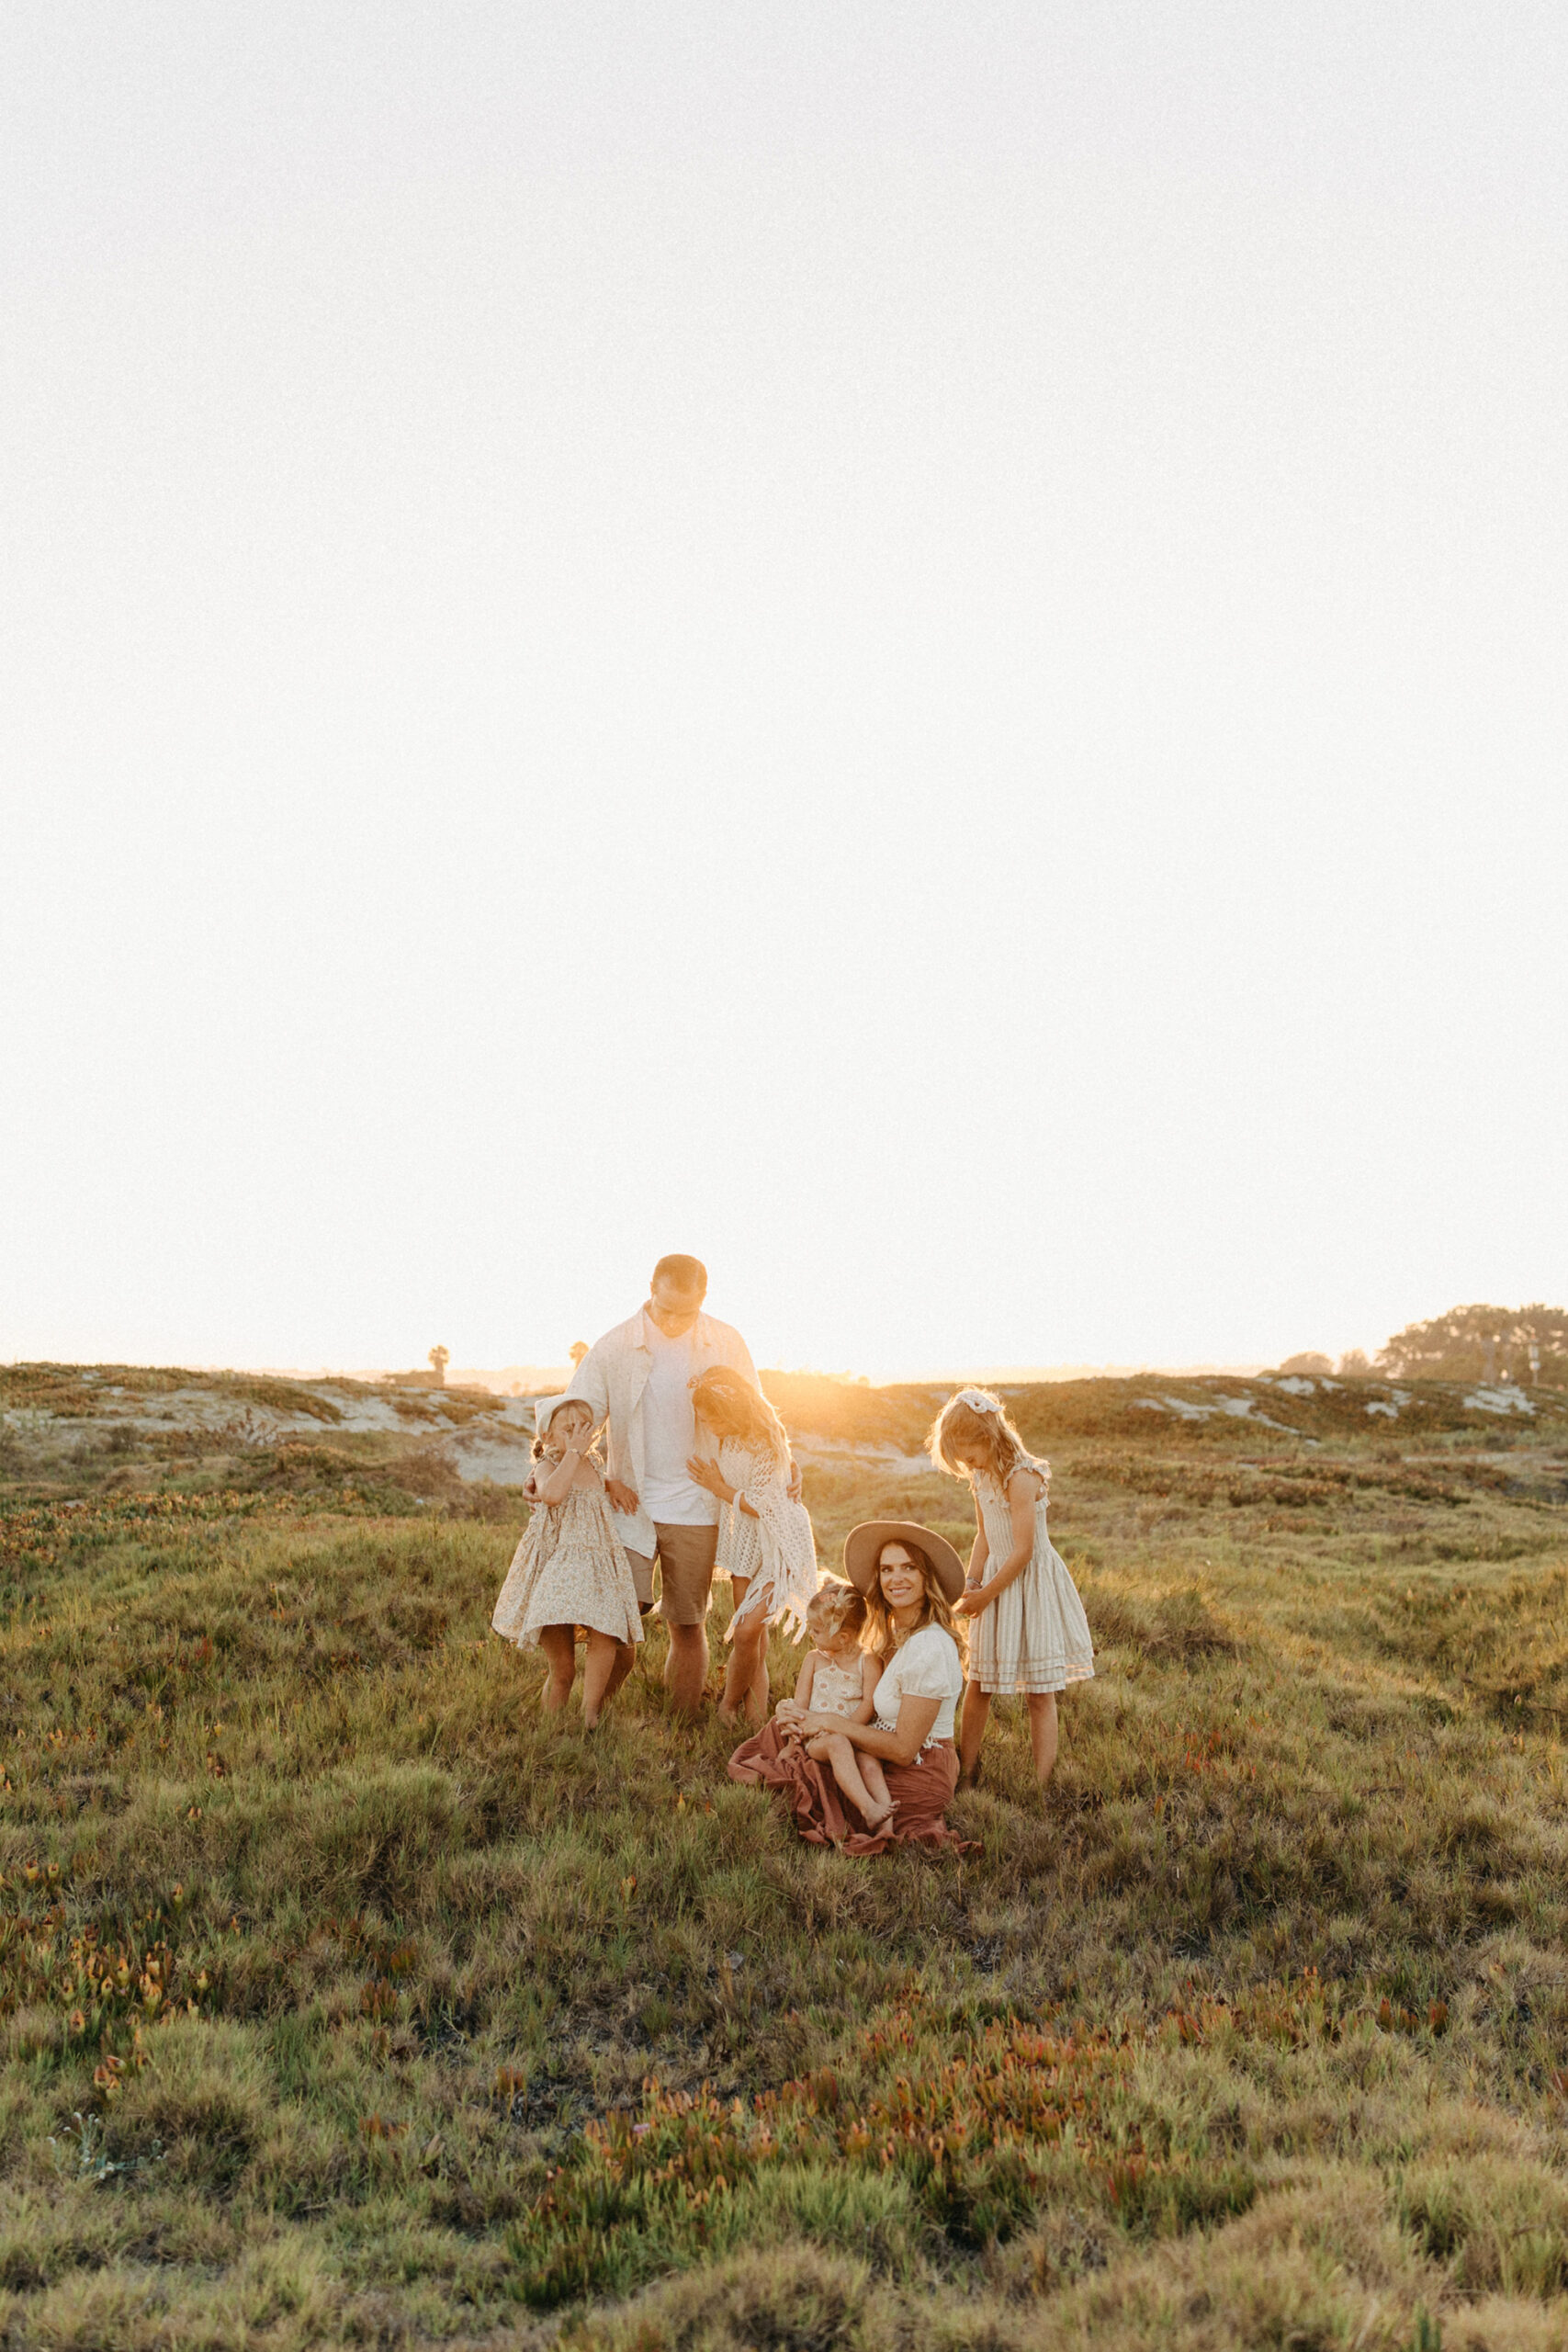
[872,1623,964,1743]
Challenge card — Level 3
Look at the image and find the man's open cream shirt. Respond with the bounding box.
[563,1309,761,1557]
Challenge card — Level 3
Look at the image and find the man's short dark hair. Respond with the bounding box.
[652,1253,707,1298]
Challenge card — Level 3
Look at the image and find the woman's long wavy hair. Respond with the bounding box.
[689,1367,789,1467]
[862,1540,967,1667]
[928,1390,1049,1496]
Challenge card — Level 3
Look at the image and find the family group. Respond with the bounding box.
[490,1256,1095,1854]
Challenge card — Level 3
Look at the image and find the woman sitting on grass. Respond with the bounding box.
[930,1386,1094,1792]
[684,1367,818,1726]
[491,1395,642,1729]
[729,1522,974,1856]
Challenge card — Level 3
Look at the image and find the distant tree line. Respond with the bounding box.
[1278,1305,1568,1386]
[1377,1304,1568,1385]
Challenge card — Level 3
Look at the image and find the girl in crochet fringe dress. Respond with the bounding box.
[686,1367,818,1727]
[930,1386,1093,1790]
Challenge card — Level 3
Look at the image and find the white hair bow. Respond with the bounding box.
[953,1386,1003,1413]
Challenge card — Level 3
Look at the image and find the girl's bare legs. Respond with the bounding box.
[719,1611,769,1725]
[957,1681,990,1783]
[807,1731,894,1828]
[1026,1690,1059,1784]
[602,1634,638,1704]
[583,1631,629,1728]
[536,1625,576,1713]
[716,1576,750,1724]
[860,1755,893,1817]
[747,1642,770,1722]
[728,1575,771,1722]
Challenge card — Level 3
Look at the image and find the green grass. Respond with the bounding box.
[1,1370,1565,2347]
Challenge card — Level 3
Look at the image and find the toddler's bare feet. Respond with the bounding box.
[863,1799,895,1828]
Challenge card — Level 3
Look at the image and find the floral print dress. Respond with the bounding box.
[491,1462,643,1649]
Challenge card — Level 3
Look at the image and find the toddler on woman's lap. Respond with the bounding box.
[774,1580,892,1830]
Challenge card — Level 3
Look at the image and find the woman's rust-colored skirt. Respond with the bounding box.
[726,1722,976,1857]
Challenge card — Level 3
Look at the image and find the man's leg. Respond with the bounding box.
[654,1524,719,1717]
[664,1621,709,1713]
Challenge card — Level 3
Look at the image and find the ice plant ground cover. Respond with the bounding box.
[0,1365,1565,2349]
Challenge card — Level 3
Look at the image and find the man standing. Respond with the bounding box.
[565,1255,767,1714]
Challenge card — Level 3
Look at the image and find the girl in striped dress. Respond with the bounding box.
[929,1386,1094,1791]
[686,1367,818,1727]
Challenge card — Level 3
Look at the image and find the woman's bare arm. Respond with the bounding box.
[795,1693,940,1767]
[849,1651,879,1725]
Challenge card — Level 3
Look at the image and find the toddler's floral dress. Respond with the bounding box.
[491,1460,642,1650]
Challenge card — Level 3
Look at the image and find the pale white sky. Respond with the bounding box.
[3,4,1564,1383]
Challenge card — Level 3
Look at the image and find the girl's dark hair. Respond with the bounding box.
[861,1540,967,1666]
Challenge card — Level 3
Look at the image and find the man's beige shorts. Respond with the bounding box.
[625,1522,720,1626]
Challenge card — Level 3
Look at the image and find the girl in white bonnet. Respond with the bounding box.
[491,1394,642,1729]
[929,1386,1094,1791]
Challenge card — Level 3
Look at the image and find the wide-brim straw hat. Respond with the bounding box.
[842,1521,965,1604]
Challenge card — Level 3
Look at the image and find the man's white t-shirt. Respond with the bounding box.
[638,1318,716,1526]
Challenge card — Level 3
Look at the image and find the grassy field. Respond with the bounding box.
[2,1363,1566,2350]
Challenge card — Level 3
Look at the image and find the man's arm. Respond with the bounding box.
[563,1340,610,1419]
[565,1337,638,1511]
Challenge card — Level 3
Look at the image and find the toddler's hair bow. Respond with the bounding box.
[953,1386,1003,1414]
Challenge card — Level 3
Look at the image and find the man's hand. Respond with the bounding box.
[606,1477,639,1515]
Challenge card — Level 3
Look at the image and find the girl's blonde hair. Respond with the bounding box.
[861,1540,968,1668]
[689,1367,789,1467]
[807,1577,869,1648]
[531,1398,601,1464]
[928,1389,1049,1496]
